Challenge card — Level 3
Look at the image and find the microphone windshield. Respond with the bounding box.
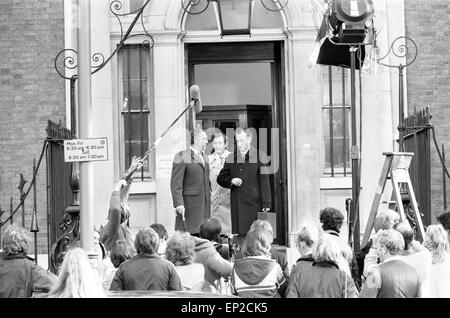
[189,85,202,113]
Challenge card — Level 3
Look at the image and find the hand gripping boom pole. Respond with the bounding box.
[124,85,202,181]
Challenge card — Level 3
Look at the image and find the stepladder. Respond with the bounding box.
[361,152,426,247]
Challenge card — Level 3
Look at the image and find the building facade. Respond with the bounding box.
[6,0,448,258]
[0,0,65,253]
[59,0,407,248]
[405,0,450,224]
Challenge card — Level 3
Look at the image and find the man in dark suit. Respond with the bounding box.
[217,128,271,244]
[170,128,211,234]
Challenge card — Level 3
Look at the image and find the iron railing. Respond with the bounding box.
[0,136,48,264]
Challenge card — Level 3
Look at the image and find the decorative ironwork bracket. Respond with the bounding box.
[374,36,418,69]
[54,0,154,80]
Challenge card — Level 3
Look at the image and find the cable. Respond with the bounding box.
[0,140,48,227]
[431,126,450,179]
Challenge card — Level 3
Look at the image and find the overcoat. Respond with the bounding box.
[216,149,271,235]
[170,148,211,234]
[209,150,232,234]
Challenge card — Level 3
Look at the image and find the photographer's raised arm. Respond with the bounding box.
[121,156,144,202]
[100,180,126,251]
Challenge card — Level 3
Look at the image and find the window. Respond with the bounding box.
[119,44,154,181]
[321,66,351,177]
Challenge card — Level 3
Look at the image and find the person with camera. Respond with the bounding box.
[100,156,143,253]
[193,218,233,292]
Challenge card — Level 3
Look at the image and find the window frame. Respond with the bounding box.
[321,65,352,178]
[117,43,155,181]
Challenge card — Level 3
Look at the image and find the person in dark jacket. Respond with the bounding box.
[320,207,359,286]
[100,179,134,253]
[359,229,421,298]
[171,128,211,234]
[231,228,285,298]
[109,227,181,291]
[193,218,233,291]
[286,233,358,298]
[285,222,320,297]
[217,128,271,244]
[0,224,57,298]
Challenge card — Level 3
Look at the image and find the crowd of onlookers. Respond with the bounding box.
[1,205,450,298]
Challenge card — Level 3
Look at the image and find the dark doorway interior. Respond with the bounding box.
[186,41,288,245]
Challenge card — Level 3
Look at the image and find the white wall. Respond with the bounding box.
[194,63,272,106]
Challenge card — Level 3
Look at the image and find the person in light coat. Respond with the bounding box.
[208,132,232,234]
[424,224,450,297]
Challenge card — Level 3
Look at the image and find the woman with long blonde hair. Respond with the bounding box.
[48,247,105,298]
[424,224,450,297]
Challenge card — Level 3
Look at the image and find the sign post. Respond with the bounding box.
[64,138,109,162]
[77,0,95,258]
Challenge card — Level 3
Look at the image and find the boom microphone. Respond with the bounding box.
[124,85,203,182]
[189,85,202,114]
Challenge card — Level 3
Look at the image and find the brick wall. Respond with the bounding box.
[0,0,65,254]
[405,0,450,224]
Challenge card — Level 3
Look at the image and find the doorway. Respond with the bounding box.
[186,41,288,245]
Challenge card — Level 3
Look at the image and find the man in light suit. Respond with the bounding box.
[170,128,211,234]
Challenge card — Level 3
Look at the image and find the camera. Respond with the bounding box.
[214,234,239,261]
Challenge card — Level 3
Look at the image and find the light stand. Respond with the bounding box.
[326,39,364,252]
[349,46,361,252]
[320,0,375,252]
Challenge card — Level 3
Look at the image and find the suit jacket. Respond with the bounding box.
[170,148,211,233]
[216,149,271,235]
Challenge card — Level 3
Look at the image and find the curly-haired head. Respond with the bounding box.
[425,224,450,264]
[312,233,342,264]
[376,229,405,256]
[250,220,274,244]
[134,227,159,256]
[2,224,31,255]
[165,232,196,266]
[242,229,272,257]
[319,207,344,232]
